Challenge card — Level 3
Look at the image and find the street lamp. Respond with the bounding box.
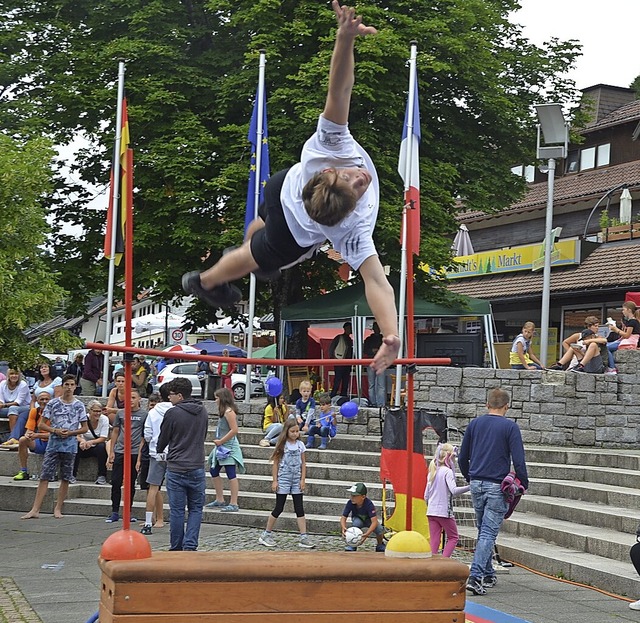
[535,103,568,366]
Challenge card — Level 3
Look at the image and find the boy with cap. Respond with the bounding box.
[339,482,386,552]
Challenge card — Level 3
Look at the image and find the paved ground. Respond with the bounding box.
[0,509,638,623]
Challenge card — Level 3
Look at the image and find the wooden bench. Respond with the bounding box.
[99,550,468,622]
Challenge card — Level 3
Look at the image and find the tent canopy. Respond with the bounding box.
[252,343,277,359]
[193,339,246,357]
[281,277,491,321]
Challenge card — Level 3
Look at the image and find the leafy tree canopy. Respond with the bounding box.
[0,0,581,329]
[0,133,71,365]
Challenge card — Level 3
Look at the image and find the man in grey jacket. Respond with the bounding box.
[156,377,209,551]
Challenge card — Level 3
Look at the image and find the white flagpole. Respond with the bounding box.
[245,50,266,403]
[102,62,126,397]
[395,43,418,406]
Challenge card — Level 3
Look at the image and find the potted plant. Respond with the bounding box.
[605,217,632,242]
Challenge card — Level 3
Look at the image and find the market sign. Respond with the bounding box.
[441,239,581,279]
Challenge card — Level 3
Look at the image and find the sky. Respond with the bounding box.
[513,0,640,91]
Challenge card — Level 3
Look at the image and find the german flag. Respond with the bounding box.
[380,407,446,539]
[104,98,132,266]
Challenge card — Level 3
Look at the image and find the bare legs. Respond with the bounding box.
[212,475,239,506]
[199,223,262,290]
[21,479,69,519]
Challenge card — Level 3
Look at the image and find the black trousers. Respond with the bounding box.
[74,443,108,478]
[110,453,138,513]
[331,365,351,397]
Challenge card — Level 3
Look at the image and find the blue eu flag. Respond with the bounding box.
[245,87,270,235]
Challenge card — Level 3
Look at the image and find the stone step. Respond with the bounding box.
[526,461,640,489]
[524,446,640,471]
[499,509,635,563]
[534,478,640,509]
[483,528,640,599]
[518,492,640,534]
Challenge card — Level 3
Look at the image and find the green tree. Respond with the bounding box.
[0,134,68,365]
[0,0,581,332]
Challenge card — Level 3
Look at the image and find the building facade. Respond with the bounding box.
[442,84,640,363]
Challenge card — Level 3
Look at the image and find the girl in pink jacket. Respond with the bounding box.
[425,443,470,557]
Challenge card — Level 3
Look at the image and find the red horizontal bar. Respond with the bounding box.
[86,342,451,367]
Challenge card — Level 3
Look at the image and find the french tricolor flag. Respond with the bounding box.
[398,71,421,256]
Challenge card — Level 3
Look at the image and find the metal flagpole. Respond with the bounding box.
[245,50,266,403]
[395,44,418,408]
[400,42,419,531]
[103,61,126,397]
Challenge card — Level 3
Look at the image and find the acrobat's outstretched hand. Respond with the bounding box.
[371,334,401,374]
[332,0,378,37]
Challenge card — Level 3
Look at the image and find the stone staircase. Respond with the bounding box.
[1,423,639,598]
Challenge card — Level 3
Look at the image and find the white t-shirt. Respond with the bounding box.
[280,115,379,271]
[33,377,62,399]
[79,414,110,441]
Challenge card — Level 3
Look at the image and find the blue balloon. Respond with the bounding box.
[266,376,283,397]
[340,401,358,419]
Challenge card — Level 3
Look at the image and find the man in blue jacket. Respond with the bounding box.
[458,388,528,596]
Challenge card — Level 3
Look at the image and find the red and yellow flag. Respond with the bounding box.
[104,98,132,266]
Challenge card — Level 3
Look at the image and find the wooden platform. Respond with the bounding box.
[99,551,469,622]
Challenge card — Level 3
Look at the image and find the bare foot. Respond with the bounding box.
[53,510,64,519]
[371,335,401,372]
[153,522,165,528]
[21,511,39,520]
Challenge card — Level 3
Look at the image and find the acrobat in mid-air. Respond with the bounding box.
[182,1,399,373]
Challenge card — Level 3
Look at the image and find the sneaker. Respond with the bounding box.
[604,367,618,375]
[258,439,271,447]
[130,516,138,523]
[630,599,640,610]
[182,271,242,308]
[298,535,315,549]
[344,545,357,552]
[205,500,226,508]
[375,543,386,553]
[220,504,239,512]
[67,476,77,484]
[13,470,29,481]
[105,513,120,523]
[95,476,107,485]
[466,577,486,596]
[548,363,564,371]
[482,575,498,588]
[140,524,153,535]
[569,363,585,373]
[258,533,277,548]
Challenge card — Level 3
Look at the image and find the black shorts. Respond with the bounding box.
[250,168,315,272]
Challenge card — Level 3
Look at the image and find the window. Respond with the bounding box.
[580,147,596,171]
[510,164,535,182]
[597,143,610,167]
[565,151,579,174]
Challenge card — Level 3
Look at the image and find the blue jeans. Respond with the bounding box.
[607,340,620,369]
[469,480,508,579]
[166,468,206,551]
[264,423,283,444]
[0,406,30,440]
[367,366,387,407]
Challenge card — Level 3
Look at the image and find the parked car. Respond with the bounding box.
[156,361,264,400]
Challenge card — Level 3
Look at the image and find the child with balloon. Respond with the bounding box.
[259,378,289,447]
